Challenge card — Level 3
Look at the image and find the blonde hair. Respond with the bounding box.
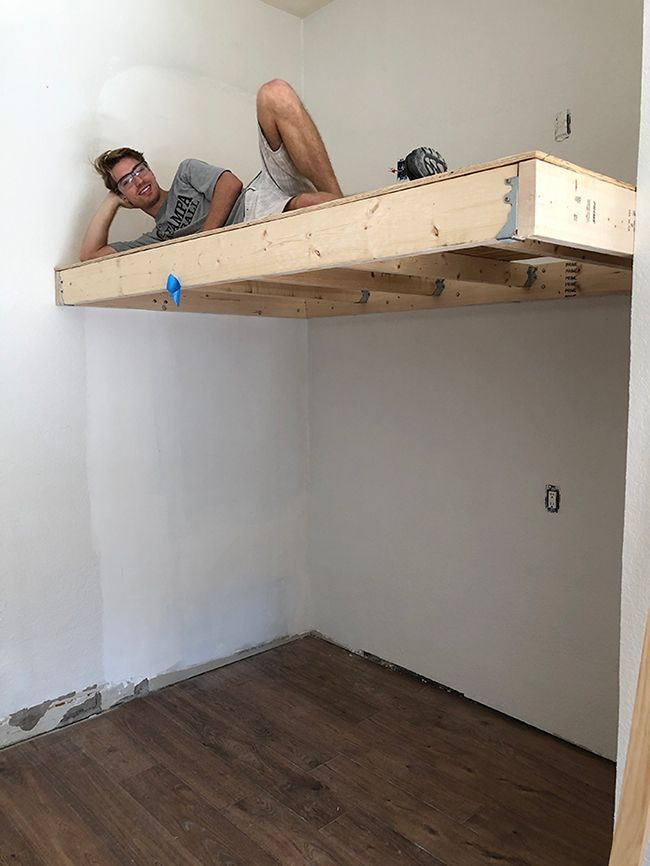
[94,147,145,192]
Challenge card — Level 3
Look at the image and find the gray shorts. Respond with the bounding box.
[243,127,316,221]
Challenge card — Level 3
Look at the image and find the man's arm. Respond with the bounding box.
[201,170,243,232]
[79,193,124,261]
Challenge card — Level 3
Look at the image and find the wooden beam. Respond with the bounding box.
[73,278,370,307]
[517,158,635,256]
[350,254,546,288]
[487,239,633,270]
[194,280,366,303]
[609,610,650,866]
[57,163,519,305]
[572,263,632,296]
[303,264,630,317]
[200,261,630,305]
[257,263,550,296]
[87,291,307,318]
[78,259,630,318]
[56,151,635,315]
[257,268,439,296]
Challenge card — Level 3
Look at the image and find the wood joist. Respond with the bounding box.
[56,152,635,318]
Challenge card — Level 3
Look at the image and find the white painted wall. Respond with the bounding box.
[1,0,642,765]
[619,4,650,858]
[303,0,642,194]
[0,0,309,745]
[304,0,641,757]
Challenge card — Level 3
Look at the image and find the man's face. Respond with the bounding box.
[110,157,161,209]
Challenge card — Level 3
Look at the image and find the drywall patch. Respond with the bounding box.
[53,691,77,707]
[134,678,150,697]
[1,681,135,749]
[58,693,102,728]
[0,633,299,751]
[9,692,74,731]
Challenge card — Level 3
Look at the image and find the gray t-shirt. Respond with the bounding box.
[111,158,245,252]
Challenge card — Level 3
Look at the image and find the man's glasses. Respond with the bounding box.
[116,161,150,193]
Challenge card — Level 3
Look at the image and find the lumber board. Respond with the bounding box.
[56,152,635,317]
[87,292,308,318]
[517,159,635,256]
[257,262,546,295]
[258,268,442,296]
[350,254,555,289]
[58,164,516,305]
[303,265,630,317]
[609,610,650,866]
[83,263,629,318]
[486,240,633,270]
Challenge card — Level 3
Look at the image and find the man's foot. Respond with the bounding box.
[404,147,448,180]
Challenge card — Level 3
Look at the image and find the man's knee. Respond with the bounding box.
[257,79,299,115]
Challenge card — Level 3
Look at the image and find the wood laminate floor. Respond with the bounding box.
[0,636,614,865]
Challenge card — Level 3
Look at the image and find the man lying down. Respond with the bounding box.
[80,79,448,262]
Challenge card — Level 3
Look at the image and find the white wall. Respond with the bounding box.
[0,0,309,746]
[304,0,642,194]
[1,0,642,763]
[304,0,641,757]
[619,2,650,856]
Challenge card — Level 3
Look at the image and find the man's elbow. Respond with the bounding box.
[224,171,243,194]
[80,245,115,262]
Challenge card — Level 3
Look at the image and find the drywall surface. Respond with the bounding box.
[618,3,650,857]
[304,0,640,757]
[0,0,308,747]
[303,0,641,193]
[308,300,630,757]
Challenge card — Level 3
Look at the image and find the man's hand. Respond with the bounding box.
[79,192,123,260]
[114,191,134,210]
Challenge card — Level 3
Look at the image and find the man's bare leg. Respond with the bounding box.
[256,79,343,198]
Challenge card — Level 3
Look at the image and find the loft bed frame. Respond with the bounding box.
[56,152,635,318]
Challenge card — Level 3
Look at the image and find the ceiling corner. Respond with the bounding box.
[260,0,334,19]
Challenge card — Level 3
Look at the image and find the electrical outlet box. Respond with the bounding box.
[555,109,572,142]
[545,485,560,513]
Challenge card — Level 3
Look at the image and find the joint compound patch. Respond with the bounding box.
[58,693,102,728]
[134,678,150,697]
[9,692,75,731]
[2,678,156,750]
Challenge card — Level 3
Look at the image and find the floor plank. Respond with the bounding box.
[0,636,614,865]
[319,807,447,865]
[27,734,204,865]
[348,714,610,854]
[224,792,343,865]
[0,808,45,866]
[112,696,258,810]
[0,743,127,865]
[155,684,345,828]
[313,757,493,866]
[121,765,278,865]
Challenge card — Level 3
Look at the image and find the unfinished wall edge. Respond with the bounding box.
[0,632,305,751]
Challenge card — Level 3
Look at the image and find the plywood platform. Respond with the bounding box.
[56,153,635,318]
